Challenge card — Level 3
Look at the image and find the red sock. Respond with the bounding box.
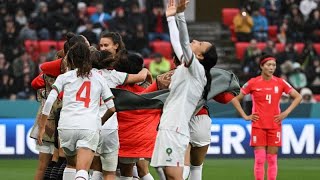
[254,149,266,180]
[267,154,278,180]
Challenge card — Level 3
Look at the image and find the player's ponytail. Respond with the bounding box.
[200,44,218,100]
[67,42,91,78]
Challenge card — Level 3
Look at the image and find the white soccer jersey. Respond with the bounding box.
[159,57,206,136]
[53,69,114,130]
[95,69,128,130]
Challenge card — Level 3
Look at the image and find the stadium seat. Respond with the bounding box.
[294,43,305,54]
[39,40,58,53]
[150,41,173,59]
[268,26,278,42]
[222,8,239,27]
[314,94,320,102]
[24,40,39,53]
[313,43,320,55]
[57,41,65,51]
[87,6,97,16]
[235,42,249,60]
[143,58,153,69]
[259,8,266,16]
[257,43,266,50]
[275,43,285,52]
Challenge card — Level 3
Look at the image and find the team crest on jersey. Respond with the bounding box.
[274,86,279,93]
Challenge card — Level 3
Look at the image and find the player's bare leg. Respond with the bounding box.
[75,148,95,180]
[137,159,154,180]
[163,166,183,180]
[91,155,103,180]
[34,152,52,180]
[189,144,209,180]
[120,162,135,178]
[183,145,191,179]
[64,155,77,179]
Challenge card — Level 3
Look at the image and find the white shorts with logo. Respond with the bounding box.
[189,115,211,147]
[97,129,119,171]
[36,141,55,154]
[150,129,189,167]
[58,129,99,156]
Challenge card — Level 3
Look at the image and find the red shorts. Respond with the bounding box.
[250,127,281,147]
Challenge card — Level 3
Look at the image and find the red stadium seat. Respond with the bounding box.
[314,94,320,102]
[39,40,58,53]
[24,40,39,53]
[57,41,65,51]
[235,42,249,60]
[268,26,278,42]
[222,8,240,27]
[313,43,320,55]
[87,6,97,16]
[259,8,266,16]
[143,58,153,69]
[257,43,266,50]
[150,41,173,59]
[275,43,285,52]
[294,43,305,54]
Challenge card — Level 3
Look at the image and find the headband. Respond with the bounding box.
[260,57,276,65]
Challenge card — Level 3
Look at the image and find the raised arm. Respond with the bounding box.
[175,0,193,65]
[166,0,183,62]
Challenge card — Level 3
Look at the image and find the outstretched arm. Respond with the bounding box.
[175,0,193,66]
[166,0,183,62]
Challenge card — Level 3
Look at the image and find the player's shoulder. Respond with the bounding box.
[59,70,75,79]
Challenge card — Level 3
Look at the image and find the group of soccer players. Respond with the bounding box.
[32,0,303,180]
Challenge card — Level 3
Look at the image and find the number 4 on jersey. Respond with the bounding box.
[76,81,91,108]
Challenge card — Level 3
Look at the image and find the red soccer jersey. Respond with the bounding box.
[241,76,293,129]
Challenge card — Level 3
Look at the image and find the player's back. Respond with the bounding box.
[58,69,107,130]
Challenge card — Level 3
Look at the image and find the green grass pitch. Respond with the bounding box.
[0,158,319,179]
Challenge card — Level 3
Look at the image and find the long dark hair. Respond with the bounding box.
[91,50,116,69]
[200,44,218,100]
[64,32,87,53]
[67,42,91,78]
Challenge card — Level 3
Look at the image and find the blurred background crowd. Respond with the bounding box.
[0,0,319,104]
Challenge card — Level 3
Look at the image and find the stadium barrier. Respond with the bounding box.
[0,118,319,158]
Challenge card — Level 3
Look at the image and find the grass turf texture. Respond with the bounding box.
[0,158,319,179]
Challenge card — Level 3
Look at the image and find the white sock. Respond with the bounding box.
[140,173,154,180]
[120,176,133,180]
[189,164,203,180]
[132,165,139,178]
[75,169,88,180]
[155,167,166,180]
[91,170,103,180]
[63,167,76,180]
[183,166,190,179]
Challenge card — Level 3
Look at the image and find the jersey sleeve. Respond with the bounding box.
[101,79,114,103]
[167,16,183,62]
[241,79,253,95]
[281,79,293,94]
[112,70,128,85]
[52,74,65,94]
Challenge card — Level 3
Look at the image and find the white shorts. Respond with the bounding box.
[97,129,119,154]
[36,141,55,154]
[189,115,211,147]
[100,149,118,172]
[150,129,189,167]
[58,129,99,156]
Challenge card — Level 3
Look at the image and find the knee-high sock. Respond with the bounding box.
[267,154,278,180]
[44,161,56,180]
[183,166,190,179]
[140,173,154,180]
[91,170,103,180]
[55,157,67,180]
[132,165,139,179]
[254,149,266,180]
[75,170,88,180]
[189,164,203,180]
[62,167,76,180]
[155,167,166,180]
